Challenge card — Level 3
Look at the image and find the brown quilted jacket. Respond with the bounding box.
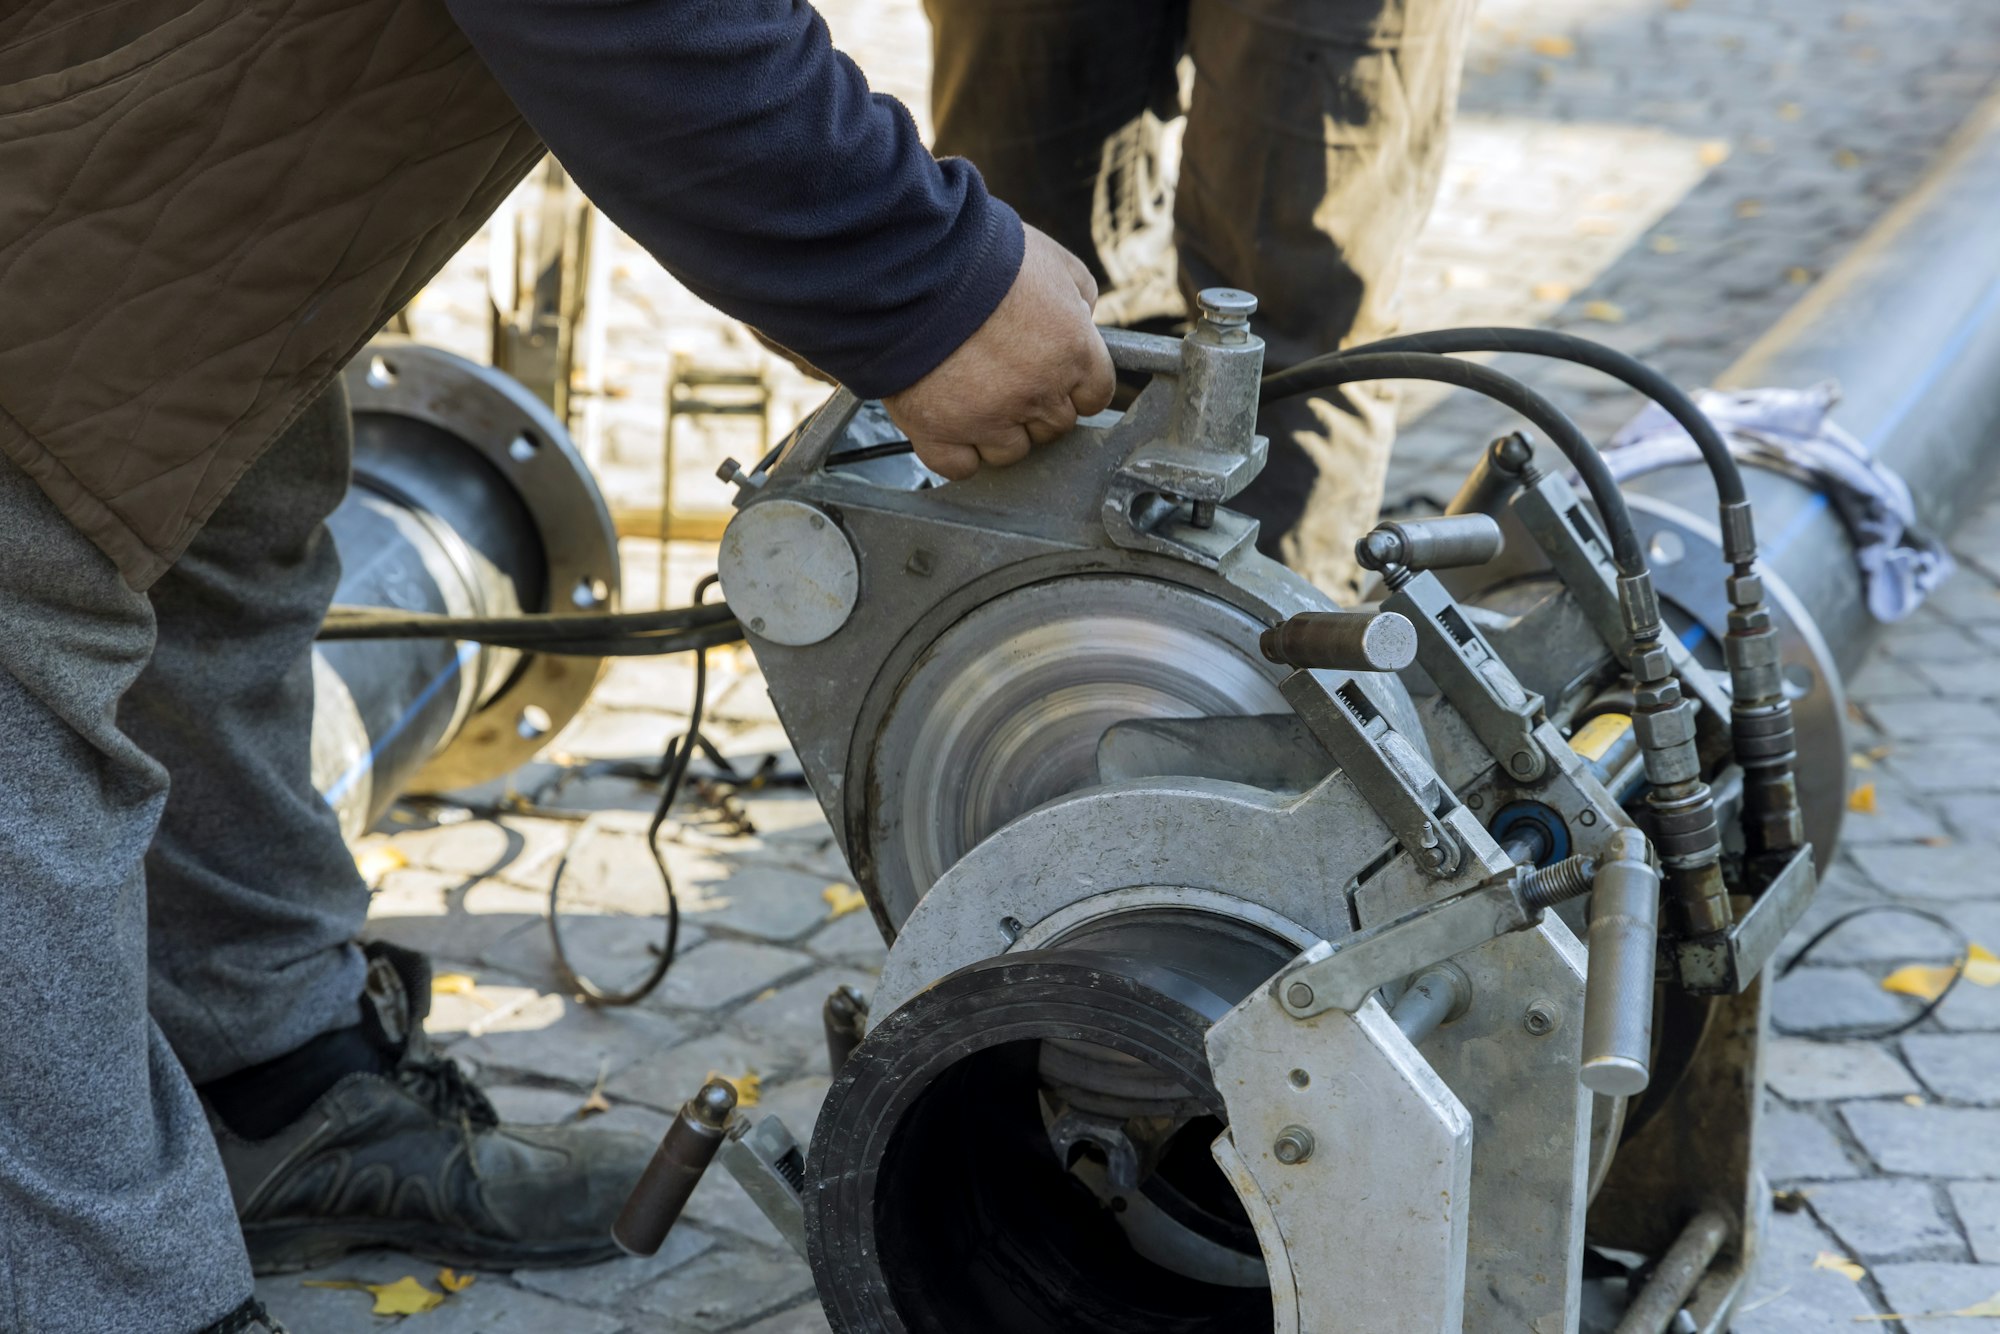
[0,0,542,587]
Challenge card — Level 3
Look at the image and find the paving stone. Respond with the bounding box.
[383,815,576,889]
[1771,966,1912,1034]
[1728,1208,1886,1331]
[805,905,892,966]
[1865,699,2000,737]
[678,856,852,943]
[1937,977,2000,1032]
[512,1223,718,1306]
[1760,1101,1866,1183]
[1872,1261,2000,1329]
[258,1251,621,1334]
[1936,792,2000,845]
[1850,841,2000,899]
[1950,1182,2000,1265]
[728,966,881,1070]
[644,938,820,1013]
[363,871,547,966]
[608,1028,809,1114]
[452,990,688,1088]
[1904,1034,2000,1106]
[739,1302,836,1334]
[1842,1102,2000,1177]
[634,1244,815,1330]
[1765,1037,1920,1101]
[1886,740,2000,795]
[477,906,707,1001]
[1809,1177,1964,1260]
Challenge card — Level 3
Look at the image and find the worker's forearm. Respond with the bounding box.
[445,0,1024,397]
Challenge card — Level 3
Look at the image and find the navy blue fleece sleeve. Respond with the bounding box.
[444,0,1024,398]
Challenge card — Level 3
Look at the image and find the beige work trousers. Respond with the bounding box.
[926,0,1475,599]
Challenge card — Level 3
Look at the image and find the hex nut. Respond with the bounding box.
[1273,1126,1316,1166]
[1524,1000,1561,1036]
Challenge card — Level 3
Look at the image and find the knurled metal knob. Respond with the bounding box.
[1196,287,1259,330]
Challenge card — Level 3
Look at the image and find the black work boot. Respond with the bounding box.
[209,943,654,1274]
[199,1297,287,1333]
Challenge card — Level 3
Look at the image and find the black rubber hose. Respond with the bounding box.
[1260,350,1648,577]
[319,600,737,644]
[1333,328,1749,510]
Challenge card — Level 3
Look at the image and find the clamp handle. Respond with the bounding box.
[611,1078,738,1257]
[1261,610,1417,673]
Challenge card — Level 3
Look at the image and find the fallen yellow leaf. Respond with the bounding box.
[706,1070,762,1108]
[1813,1251,1866,1282]
[1531,34,1575,57]
[1649,235,1682,254]
[1787,267,1814,286]
[437,1269,475,1294]
[823,883,867,920]
[1966,943,2000,988]
[1848,783,1877,814]
[301,1276,445,1316]
[1882,963,1960,1002]
[1904,1093,1927,1106]
[1582,300,1626,325]
[354,842,408,888]
[1532,281,1574,304]
[432,973,477,997]
[1699,141,1733,167]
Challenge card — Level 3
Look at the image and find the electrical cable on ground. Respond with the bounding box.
[546,573,722,1007]
[1775,903,1972,1040]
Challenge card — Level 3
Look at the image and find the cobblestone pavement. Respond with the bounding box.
[265,0,2000,1328]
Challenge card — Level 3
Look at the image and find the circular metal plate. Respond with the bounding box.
[863,575,1292,925]
[342,340,622,793]
[718,498,859,646]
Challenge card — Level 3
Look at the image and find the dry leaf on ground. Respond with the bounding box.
[437,1269,475,1294]
[1532,281,1574,304]
[706,1070,763,1108]
[431,973,477,997]
[1848,783,1877,814]
[1582,300,1626,324]
[823,883,867,920]
[353,841,408,888]
[1882,963,1962,1002]
[1812,1251,1866,1282]
[301,1276,445,1316]
[1531,34,1575,57]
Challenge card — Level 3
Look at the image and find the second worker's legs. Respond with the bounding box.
[1182,0,1475,599]
[127,384,372,1090]
[925,0,1190,326]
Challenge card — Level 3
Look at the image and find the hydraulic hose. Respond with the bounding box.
[1261,350,1648,578]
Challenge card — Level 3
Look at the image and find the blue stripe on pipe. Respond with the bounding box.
[1666,269,2000,653]
[323,641,479,805]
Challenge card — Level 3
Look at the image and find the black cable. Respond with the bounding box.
[319,601,736,643]
[1775,904,1971,1041]
[547,572,722,1007]
[825,440,917,466]
[1334,328,1749,509]
[1260,350,1648,577]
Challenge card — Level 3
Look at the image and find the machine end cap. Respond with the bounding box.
[1580,1055,1650,1097]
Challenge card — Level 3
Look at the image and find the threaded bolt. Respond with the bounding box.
[1519,853,1598,911]
[1524,1001,1560,1036]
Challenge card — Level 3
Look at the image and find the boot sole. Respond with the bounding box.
[245,1219,624,1275]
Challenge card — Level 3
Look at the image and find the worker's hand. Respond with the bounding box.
[883,225,1116,481]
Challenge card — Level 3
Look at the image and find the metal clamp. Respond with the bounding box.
[1284,671,1466,877]
[1277,857,1597,1018]
[717,1115,810,1260]
[1383,570,1548,783]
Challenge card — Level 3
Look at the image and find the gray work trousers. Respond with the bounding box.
[0,387,370,1332]
[926,0,1474,600]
